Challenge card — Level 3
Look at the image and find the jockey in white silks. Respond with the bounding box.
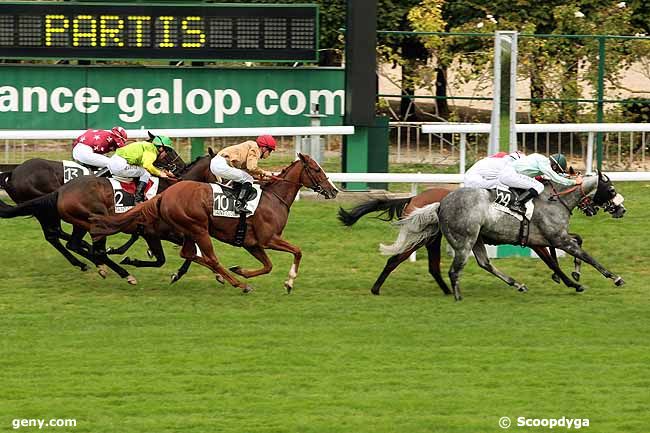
[464,151,582,211]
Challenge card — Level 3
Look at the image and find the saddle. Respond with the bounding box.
[210,182,262,247]
[218,181,258,203]
[490,188,534,246]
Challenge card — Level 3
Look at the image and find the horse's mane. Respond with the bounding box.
[259,159,301,190]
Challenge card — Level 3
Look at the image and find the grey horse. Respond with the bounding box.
[380,172,626,301]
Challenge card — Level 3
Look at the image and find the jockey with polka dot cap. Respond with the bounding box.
[72,126,128,172]
[210,135,276,213]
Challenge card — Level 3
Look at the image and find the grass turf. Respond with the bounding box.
[0,182,649,433]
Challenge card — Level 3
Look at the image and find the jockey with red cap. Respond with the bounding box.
[72,126,128,173]
[210,135,276,214]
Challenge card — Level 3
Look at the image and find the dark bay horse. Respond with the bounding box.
[381,172,626,300]
[89,153,339,293]
[338,188,587,295]
[0,152,216,283]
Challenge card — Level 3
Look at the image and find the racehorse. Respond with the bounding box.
[338,189,587,295]
[379,171,626,300]
[89,153,338,293]
[0,150,216,283]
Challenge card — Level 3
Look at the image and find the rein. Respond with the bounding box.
[549,181,593,215]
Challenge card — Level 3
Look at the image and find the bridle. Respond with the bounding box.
[157,149,184,176]
[548,177,604,217]
[273,159,331,195]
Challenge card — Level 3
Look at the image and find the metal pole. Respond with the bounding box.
[460,132,467,174]
[596,36,605,171]
[586,132,594,174]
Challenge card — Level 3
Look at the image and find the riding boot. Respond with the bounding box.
[234,182,253,214]
[512,188,539,214]
[134,181,147,204]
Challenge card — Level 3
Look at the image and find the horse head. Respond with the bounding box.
[155,147,187,177]
[575,171,625,218]
[593,171,626,218]
[295,153,339,199]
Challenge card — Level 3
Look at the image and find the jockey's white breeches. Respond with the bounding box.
[464,158,544,194]
[72,144,111,168]
[210,155,253,183]
[108,155,150,183]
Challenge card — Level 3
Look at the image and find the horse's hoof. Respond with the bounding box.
[454,295,463,302]
[517,284,528,293]
[97,265,108,279]
[126,275,138,285]
[551,273,561,284]
[614,276,625,287]
[147,249,154,258]
[170,273,179,284]
[79,264,89,272]
[370,288,380,296]
[284,281,293,294]
[241,285,253,294]
[575,285,585,293]
[572,271,581,281]
[215,274,225,284]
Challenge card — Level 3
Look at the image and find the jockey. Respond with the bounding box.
[509,153,582,211]
[210,135,276,213]
[465,151,581,212]
[72,126,128,173]
[108,133,175,204]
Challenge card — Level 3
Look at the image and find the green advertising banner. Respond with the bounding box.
[0,65,344,130]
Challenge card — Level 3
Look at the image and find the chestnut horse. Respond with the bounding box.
[0,152,217,283]
[338,188,585,295]
[89,154,339,293]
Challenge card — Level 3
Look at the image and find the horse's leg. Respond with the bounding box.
[229,246,273,278]
[448,247,471,302]
[426,233,452,295]
[532,246,585,293]
[180,235,252,293]
[265,236,302,294]
[471,238,528,293]
[37,217,90,272]
[570,233,583,281]
[557,237,624,286]
[107,234,139,255]
[120,236,165,268]
[370,243,422,296]
[171,259,194,284]
[548,247,561,284]
[90,236,137,285]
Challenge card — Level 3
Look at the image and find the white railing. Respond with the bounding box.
[422,123,650,176]
[0,126,355,140]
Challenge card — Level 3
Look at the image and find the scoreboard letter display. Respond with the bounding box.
[0,2,318,61]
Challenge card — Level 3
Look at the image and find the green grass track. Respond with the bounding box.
[0,182,649,433]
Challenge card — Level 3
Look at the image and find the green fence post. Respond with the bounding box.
[342,127,369,191]
[596,36,605,171]
[191,137,204,160]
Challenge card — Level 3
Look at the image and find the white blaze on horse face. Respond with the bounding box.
[313,159,339,192]
[612,193,624,206]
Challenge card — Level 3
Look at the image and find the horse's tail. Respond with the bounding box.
[0,191,58,219]
[338,196,411,226]
[89,195,162,238]
[379,203,441,256]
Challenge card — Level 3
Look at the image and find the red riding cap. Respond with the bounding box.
[111,126,128,143]
[256,135,276,151]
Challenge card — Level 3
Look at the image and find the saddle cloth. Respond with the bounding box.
[109,178,160,213]
[491,188,534,221]
[62,160,92,183]
[211,183,262,218]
